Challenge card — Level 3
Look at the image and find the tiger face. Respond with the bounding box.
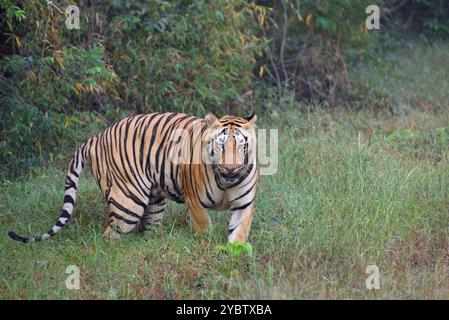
[204,113,257,183]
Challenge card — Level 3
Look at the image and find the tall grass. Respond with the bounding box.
[1,105,448,299]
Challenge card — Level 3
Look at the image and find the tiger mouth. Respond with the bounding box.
[222,172,239,179]
[217,169,238,179]
[220,167,249,182]
[214,165,241,180]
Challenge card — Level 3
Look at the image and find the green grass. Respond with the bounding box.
[1,41,449,299]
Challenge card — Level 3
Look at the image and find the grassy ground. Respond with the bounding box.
[1,42,449,299]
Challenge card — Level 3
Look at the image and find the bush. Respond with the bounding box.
[0,0,264,167]
[0,94,109,170]
[385,0,449,38]
[104,0,263,114]
[257,0,380,104]
[256,0,449,106]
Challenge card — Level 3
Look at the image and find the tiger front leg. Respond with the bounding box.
[185,196,211,233]
[228,202,255,243]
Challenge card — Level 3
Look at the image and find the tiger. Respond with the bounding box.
[8,112,258,244]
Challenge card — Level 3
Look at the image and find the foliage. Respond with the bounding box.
[0,92,109,171]
[256,0,449,105]
[257,0,381,104]
[3,45,119,113]
[216,242,254,258]
[215,242,254,278]
[0,0,264,166]
[385,0,449,38]
[104,0,264,114]
[0,0,25,28]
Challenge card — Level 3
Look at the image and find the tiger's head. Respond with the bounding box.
[204,112,257,183]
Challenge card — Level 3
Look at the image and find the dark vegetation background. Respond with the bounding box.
[1,0,448,174]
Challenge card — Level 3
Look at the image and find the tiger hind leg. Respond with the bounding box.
[104,192,146,239]
[139,197,166,232]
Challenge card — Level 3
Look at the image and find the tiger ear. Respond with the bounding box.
[204,113,218,127]
[245,112,257,125]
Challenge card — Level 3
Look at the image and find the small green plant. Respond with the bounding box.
[387,129,416,142]
[214,242,254,279]
[215,242,254,259]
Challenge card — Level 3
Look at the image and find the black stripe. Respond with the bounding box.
[107,166,146,208]
[65,176,77,190]
[117,118,147,200]
[64,195,75,205]
[155,113,179,172]
[55,220,64,227]
[229,164,254,188]
[231,196,255,211]
[110,212,138,225]
[60,209,71,219]
[108,198,142,219]
[147,209,165,214]
[204,187,215,206]
[94,135,102,182]
[132,116,152,192]
[70,167,79,178]
[199,198,211,209]
[122,118,150,198]
[8,231,30,243]
[230,180,256,202]
[141,113,160,169]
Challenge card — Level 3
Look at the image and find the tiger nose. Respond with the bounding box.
[222,165,238,174]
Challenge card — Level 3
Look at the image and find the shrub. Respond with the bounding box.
[257,0,380,104]
[104,0,264,114]
[0,0,264,167]
[256,0,449,106]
